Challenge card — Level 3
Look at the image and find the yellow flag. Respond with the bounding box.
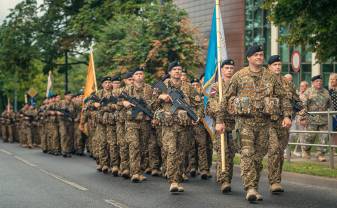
[83,50,97,99]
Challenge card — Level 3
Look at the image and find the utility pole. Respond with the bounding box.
[64,50,69,93]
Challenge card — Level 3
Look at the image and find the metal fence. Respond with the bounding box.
[288,110,337,169]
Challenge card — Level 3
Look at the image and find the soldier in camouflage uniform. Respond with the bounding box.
[215,46,292,201]
[266,55,302,194]
[55,92,75,157]
[89,77,114,173]
[21,104,37,148]
[39,99,49,153]
[116,71,133,178]
[47,95,61,155]
[301,75,331,162]
[189,78,209,180]
[121,68,154,182]
[206,59,236,193]
[155,61,202,192]
[73,94,85,155]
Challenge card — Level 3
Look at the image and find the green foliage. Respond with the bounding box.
[264,0,337,62]
[0,0,204,109]
[95,2,205,80]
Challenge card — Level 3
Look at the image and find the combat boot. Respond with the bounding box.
[245,188,258,202]
[317,155,327,162]
[121,169,130,179]
[302,151,311,159]
[178,184,184,192]
[151,169,161,177]
[145,168,152,174]
[169,183,179,192]
[111,166,119,177]
[207,171,212,178]
[200,170,208,180]
[220,182,231,193]
[190,168,197,177]
[270,183,284,193]
[102,165,109,174]
[96,165,103,172]
[139,175,147,182]
[256,192,263,201]
[131,174,140,183]
[182,173,189,181]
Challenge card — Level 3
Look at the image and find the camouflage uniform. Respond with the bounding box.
[46,104,61,155]
[207,81,236,185]
[38,105,48,152]
[155,79,201,185]
[122,83,154,177]
[216,67,292,191]
[301,87,331,155]
[73,101,84,155]
[267,74,300,186]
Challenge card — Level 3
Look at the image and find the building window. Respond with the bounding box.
[245,0,271,60]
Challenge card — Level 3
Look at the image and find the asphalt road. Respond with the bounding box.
[0,142,336,208]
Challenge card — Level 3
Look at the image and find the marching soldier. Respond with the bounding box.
[266,55,302,194]
[215,46,292,201]
[121,67,154,182]
[206,59,236,193]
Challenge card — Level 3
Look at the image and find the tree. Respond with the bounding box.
[264,0,337,62]
[95,2,205,80]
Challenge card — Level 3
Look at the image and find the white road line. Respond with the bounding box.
[0,148,13,155]
[39,168,88,191]
[14,156,37,167]
[105,199,128,208]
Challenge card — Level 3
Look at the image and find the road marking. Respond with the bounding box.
[39,168,88,191]
[14,156,37,167]
[105,199,128,208]
[0,148,13,155]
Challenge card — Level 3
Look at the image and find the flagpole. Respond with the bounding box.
[90,46,98,92]
[216,0,226,172]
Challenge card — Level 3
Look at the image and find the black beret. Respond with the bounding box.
[246,45,263,57]
[167,60,181,72]
[311,75,322,82]
[132,67,144,74]
[111,74,121,82]
[190,78,200,84]
[221,59,235,68]
[121,71,133,79]
[268,55,281,65]
[101,76,113,83]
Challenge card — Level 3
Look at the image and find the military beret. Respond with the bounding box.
[221,59,235,68]
[268,55,281,65]
[121,71,134,80]
[311,75,322,82]
[167,60,182,72]
[246,45,263,57]
[132,67,144,75]
[111,74,121,82]
[191,78,200,84]
[101,76,113,83]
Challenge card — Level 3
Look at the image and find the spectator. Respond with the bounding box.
[284,74,293,83]
[300,75,331,162]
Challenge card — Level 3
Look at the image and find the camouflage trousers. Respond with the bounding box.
[107,124,119,168]
[301,124,328,155]
[46,119,60,154]
[238,118,269,190]
[148,127,161,170]
[40,123,48,152]
[59,119,74,155]
[117,121,128,172]
[21,121,33,147]
[125,120,150,175]
[73,122,85,154]
[214,131,236,184]
[6,124,14,143]
[192,124,209,172]
[1,125,7,141]
[268,122,289,185]
[162,124,188,183]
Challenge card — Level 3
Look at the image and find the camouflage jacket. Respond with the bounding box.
[303,87,331,125]
[215,67,292,124]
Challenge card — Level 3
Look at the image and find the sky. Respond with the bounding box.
[0,0,42,23]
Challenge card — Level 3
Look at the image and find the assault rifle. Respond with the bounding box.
[292,100,313,117]
[153,81,199,122]
[119,92,153,119]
